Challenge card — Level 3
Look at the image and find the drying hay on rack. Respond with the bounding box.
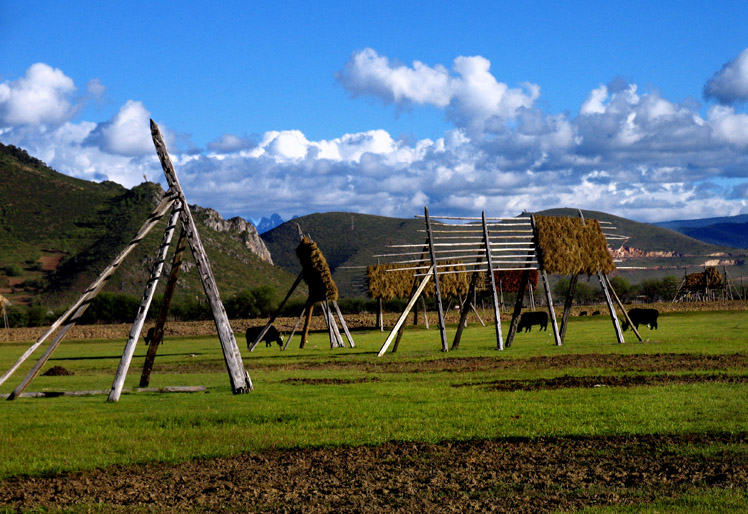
[684,267,723,290]
[296,237,338,303]
[494,270,538,293]
[533,215,615,275]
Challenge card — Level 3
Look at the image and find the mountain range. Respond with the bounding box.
[655,215,748,249]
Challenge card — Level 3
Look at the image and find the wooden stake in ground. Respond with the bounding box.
[377,267,434,356]
[151,120,251,394]
[482,211,504,350]
[530,214,561,346]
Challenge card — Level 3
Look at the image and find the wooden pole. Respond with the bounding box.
[530,215,561,346]
[603,274,641,342]
[109,204,181,402]
[377,267,433,356]
[377,298,383,331]
[299,300,314,348]
[424,207,448,352]
[451,272,480,350]
[248,271,304,351]
[140,223,187,387]
[482,211,504,350]
[151,120,251,394]
[559,274,579,343]
[505,270,529,348]
[421,296,429,329]
[599,272,625,344]
[283,307,306,350]
[4,193,176,398]
[332,300,355,347]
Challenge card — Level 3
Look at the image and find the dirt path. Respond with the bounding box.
[1,433,746,513]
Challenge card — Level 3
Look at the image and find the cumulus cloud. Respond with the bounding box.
[0,63,79,126]
[84,100,155,156]
[704,48,748,104]
[207,133,254,153]
[336,48,540,135]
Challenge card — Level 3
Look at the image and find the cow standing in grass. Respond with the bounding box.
[622,308,659,331]
[246,325,284,348]
[518,311,548,333]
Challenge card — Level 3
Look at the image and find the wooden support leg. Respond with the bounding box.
[378,267,433,356]
[505,271,530,348]
[599,272,625,344]
[602,274,636,343]
[283,308,306,350]
[540,270,562,346]
[559,274,579,344]
[452,272,479,350]
[299,301,314,349]
[332,300,355,348]
[109,204,181,402]
[421,296,429,329]
[424,207,448,352]
[377,298,383,331]
[140,224,187,387]
[392,324,405,353]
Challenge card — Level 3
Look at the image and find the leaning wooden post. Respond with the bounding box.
[332,300,355,347]
[482,211,504,350]
[283,307,306,350]
[424,207,448,352]
[151,120,251,394]
[4,193,176,398]
[505,270,529,348]
[299,300,315,349]
[530,215,561,346]
[421,296,429,329]
[378,267,433,356]
[249,271,304,351]
[559,274,579,344]
[109,204,181,402]
[599,272,625,344]
[376,298,383,331]
[603,274,642,342]
[451,271,480,350]
[140,223,187,388]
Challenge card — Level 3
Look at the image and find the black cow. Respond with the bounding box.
[143,327,157,345]
[517,311,548,333]
[246,325,284,348]
[622,308,659,331]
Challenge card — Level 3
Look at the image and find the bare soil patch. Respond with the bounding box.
[1,433,746,513]
[41,365,74,376]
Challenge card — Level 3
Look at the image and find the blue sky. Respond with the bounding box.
[2,0,748,224]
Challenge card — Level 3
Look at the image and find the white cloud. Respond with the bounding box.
[0,63,79,126]
[84,100,155,156]
[707,105,748,146]
[337,48,540,135]
[704,48,748,104]
[207,133,254,153]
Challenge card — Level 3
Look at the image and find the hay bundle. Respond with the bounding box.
[493,270,538,293]
[296,237,338,302]
[367,264,416,300]
[533,215,615,275]
[367,260,472,299]
[685,267,723,290]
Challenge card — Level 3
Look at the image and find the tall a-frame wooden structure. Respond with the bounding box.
[0,120,252,401]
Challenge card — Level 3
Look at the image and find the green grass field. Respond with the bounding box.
[1,309,747,512]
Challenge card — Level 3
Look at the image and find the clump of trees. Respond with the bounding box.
[552,275,680,304]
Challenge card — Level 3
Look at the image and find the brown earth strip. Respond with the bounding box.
[1,433,746,513]
[454,372,748,391]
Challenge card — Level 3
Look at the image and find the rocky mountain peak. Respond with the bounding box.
[190,205,273,264]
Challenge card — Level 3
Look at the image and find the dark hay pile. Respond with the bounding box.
[494,270,538,293]
[533,215,615,275]
[685,267,724,290]
[296,237,338,302]
[41,366,74,376]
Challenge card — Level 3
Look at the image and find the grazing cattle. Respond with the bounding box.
[517,311,548,333]
[592,310,601,316]
[579,311,588,316]
[622,308,659,331]
[246,325,284,348]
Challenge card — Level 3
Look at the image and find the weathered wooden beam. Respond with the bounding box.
[299,300,315,348]
[425,207,448,352]
[139,223,187,388]
[4,193,176,399]
[151,120,251,394]
[283,307,306,351]
[559,274,579,344]
[530,215,561,346]
[109,204,181,402]
[482,211,504,350]
[599,272,625,344]
[377,267,433,356]
[505,270,529,348]
[332,300,355,348]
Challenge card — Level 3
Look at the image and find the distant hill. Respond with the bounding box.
[263,208,748,297]
[655,214,748,249]
[256,213,285,234]
[0,142,301,309]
